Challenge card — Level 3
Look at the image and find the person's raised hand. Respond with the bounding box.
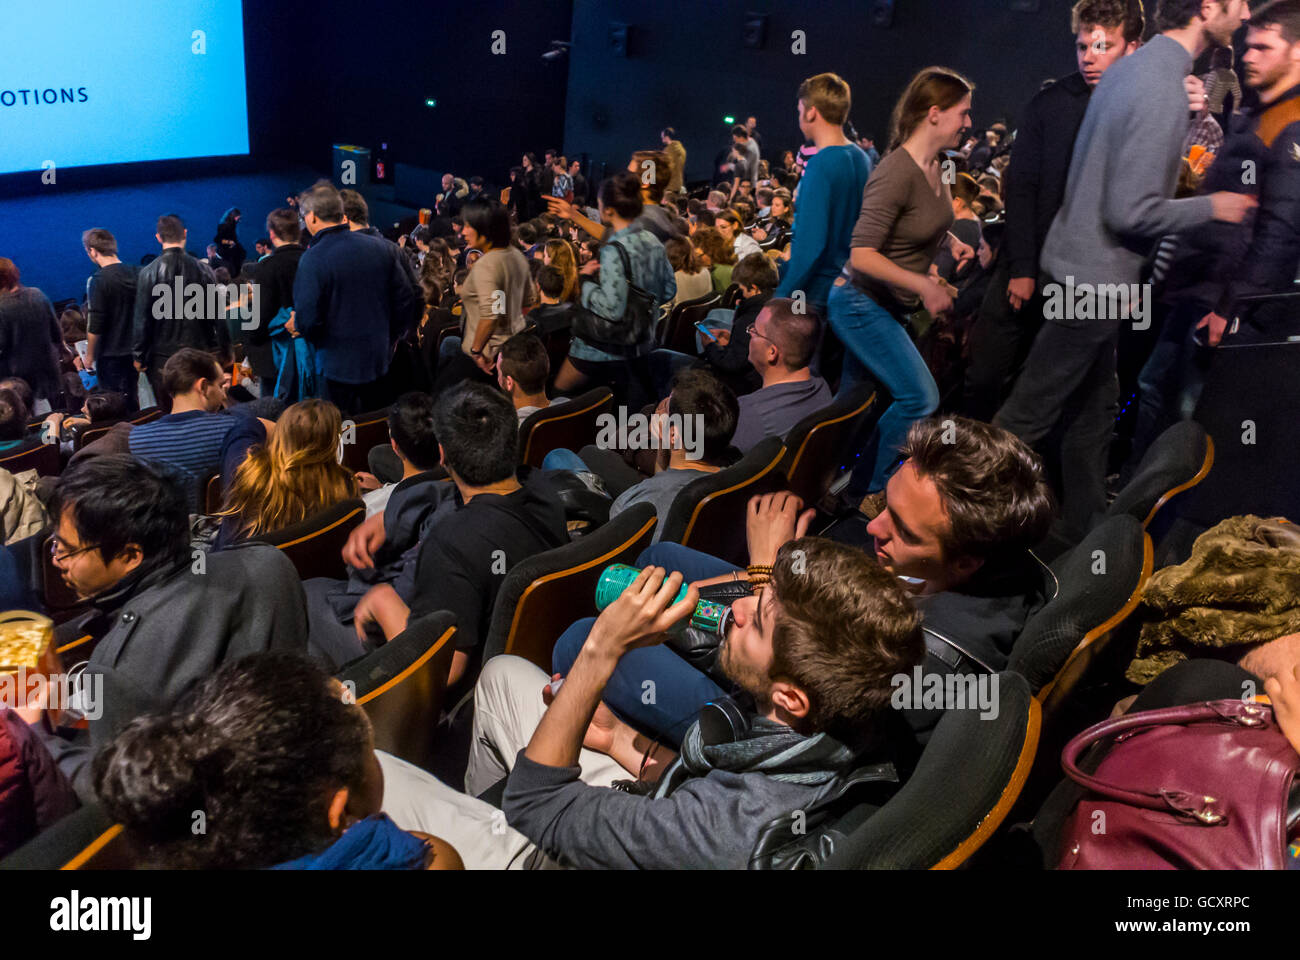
[342,511,387,570]
[920,277,955,317]
[1196,311,1230,347]
[746,491,815,567]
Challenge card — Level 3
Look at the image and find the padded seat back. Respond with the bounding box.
[337,610,458,773]
[340,407,391,473]
[660,292,720,354]
[252,498,366,581]
[659,437,787,567]
[779,385,878,508]
[1107,421,1213,528]
[0,804,134,870]
[0,441,59,478]
[483,502,657,668]
[518,387,614,468]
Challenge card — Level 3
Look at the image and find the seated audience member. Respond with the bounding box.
[696,251,780,394]
[662,236,715,315]
[754,187,794,251]
[552,417,1055,744]
[126,348,269,512]
[0,707,78,860]
[41,388,129,454]
[716,208,764,261]
[497,332,569,423]
[578,367,739,541]
[94,653,460,870]
[693,226,737,294]
[304,394,454,669]
[351,383,568,689]
[356,391,446,514]
[729,298,832,452]
[0,387,35,454]
[30,454,308,799]
[213,399,359,548]
[526,265,575,336]
[409,539,923,869]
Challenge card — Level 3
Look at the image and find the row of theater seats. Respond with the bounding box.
[1,402,1221,869]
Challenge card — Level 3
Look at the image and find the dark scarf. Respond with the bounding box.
[77,550,190,641]
[271,815,428,871]
[653,713,858,800]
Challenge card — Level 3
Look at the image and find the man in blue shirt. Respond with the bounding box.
[290,181,417,414]
[773,72,872,319]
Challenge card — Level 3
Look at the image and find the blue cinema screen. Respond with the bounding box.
[0,0,250,175]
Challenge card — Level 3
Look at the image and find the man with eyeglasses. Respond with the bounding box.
[729,297,832,453]
[24,454,307,801]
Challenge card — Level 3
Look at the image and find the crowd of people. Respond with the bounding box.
[2,0,1300,870]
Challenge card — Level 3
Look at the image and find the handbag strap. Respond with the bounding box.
[1061,699,1274,818]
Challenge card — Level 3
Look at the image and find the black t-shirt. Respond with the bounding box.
[86,262,139,358]
[408,481,568,656]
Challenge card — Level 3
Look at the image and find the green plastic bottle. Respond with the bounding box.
[595,564,731,636]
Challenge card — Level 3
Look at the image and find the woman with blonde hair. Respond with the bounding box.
[215,399,359,546]
[541,239,579,301]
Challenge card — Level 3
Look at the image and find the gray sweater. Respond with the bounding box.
[1040,34,1215,292]
[503,752,838,869]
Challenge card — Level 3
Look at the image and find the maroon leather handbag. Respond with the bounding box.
[1056,699,1300,870]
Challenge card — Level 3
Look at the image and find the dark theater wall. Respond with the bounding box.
[244,0,574,184]
[561,0,1076,181]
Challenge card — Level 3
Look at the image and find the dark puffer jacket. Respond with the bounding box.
[0,708,79,859]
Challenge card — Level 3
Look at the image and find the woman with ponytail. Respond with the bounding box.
[214,398,358,546]
[829,66,974,501]
[93,653,461,869]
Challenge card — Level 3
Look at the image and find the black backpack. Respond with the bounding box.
[572,239,658,353]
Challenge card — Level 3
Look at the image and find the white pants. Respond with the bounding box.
[379,655,627,869]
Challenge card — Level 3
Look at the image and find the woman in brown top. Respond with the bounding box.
[829,66,974,497]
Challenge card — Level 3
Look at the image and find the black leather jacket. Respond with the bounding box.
[132,247,228,363]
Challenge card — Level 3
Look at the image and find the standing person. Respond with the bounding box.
[725,125,761,199]
[830,67,974,499]
[661,126,687,195]
[569,159,589,207]
[1131,0,1300,464]
[746,115,764,156]
[247,208,306,399]
[291,181,417,414]
[554,172,676,408]
[995,0,1256,542]
[439,197,535,389]
[772,73,871,321]
[965,0,1144,422]
[0,259,62,411]
[215,208,246,277]
[83,229,141,411]
[132,214,226,412]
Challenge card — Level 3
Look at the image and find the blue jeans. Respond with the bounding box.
[550,543,740,744]
[829,281,939,494]
[1130,301,1211,472]
[541,448,589,473]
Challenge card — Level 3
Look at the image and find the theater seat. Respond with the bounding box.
[750,672,1039,869]
[1107,421,1213,530]
[336,610,458,773]
[660,291,721,355]
[1006,516,1152,819]
[0,804,134,870]
[130,406,163,425]
[0,441,59,478]
[482,502,657,669]
[518,387,614,469]
[658,437,787,567]
[72,419,125,452]
[1009,515,1152,698]
[340,407,391,473]
[778,384,878,509]
[251,498,365,581]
